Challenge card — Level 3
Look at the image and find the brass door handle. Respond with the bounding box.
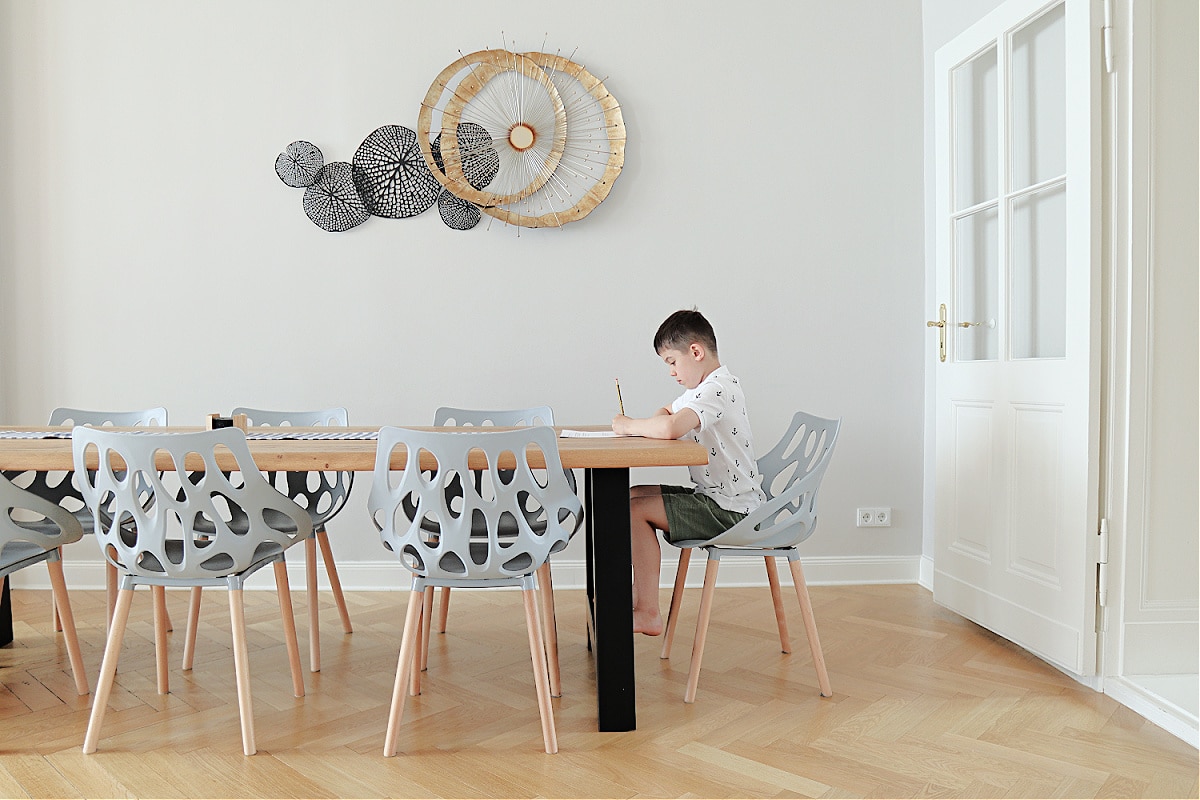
[927,304,947,362]
[927,320,945,328]
[957,318,996,329]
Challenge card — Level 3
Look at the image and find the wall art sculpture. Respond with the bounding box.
[275,44,625,233]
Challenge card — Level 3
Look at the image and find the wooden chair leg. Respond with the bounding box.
[435,586,451,633]
[536,563,562,697]
[152,585,169,694]
[419,585,434,672]
[45,557,88,695]
[83,587,134,754]
[764,556,791,653]
[661,548,691,659]
[317,529,353,634]
[182,587,202,670]
[787,557,831,697]
[383,588,425,757]
[274,561,305,698]
[408,589,430,697]
[306,537,320,673]
[51,547,63,632]
[105,562,117,631]
[684,556,720,704]
[229,588,256,756]
[523,586,558,754]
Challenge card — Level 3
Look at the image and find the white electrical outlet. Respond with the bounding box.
[856,507,892,527]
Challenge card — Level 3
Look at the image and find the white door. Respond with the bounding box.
[932,0,1102,674]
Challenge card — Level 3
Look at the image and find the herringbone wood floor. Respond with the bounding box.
[1,582,1196,798]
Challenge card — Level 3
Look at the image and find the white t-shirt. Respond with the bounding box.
[671,366,766,514]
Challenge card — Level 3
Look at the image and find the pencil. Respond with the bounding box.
[615,378,625,415]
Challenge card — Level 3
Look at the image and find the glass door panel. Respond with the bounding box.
[953,46,998,211]
[954,206,999,362]
[1010,184,1066,359]
[1010,4,1066,190]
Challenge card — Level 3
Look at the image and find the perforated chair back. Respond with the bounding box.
[49,407,168,427]
[429,405,580,536]
[368,426,581,584]
[3,407,167,517]
[231,406,353,527]
[681,412,840,550]
[433,406,555,427]
[0,471,84,576]
[72,427,312,582]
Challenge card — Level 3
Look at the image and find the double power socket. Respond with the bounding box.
[856,507,892,527]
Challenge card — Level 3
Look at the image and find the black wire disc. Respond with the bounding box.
[302,162,370,232]
[431,122,500,192]
[352,125,441,219]
[437,189,482,230]
[275,140,324,188]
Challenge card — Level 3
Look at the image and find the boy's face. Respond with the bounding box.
[659,343,706,390]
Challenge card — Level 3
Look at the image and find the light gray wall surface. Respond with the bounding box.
[0,0,925,581]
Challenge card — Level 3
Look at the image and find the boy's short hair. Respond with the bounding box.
[654,308,718,356]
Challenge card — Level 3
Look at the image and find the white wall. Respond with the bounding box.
[0,0,926,587]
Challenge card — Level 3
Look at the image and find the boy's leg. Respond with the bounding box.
[630,486,669,635]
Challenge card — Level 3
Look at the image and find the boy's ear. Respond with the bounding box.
[689,342,705,361]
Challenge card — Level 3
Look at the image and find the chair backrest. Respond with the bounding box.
[233,407,347,428]
[701,412,841,550]
[4,407,168,514]
[368,426,581,583]
[430,405,579,528]
[230,406,353,526]
[433,406,555,427]
[49,407,168,427]
[0,471,84,574]
[72,428,312,580]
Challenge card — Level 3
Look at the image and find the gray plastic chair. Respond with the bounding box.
[182,406,353,674]
[427,405,579,696]
[73,427,313,756]
[659,411,840,703]
[368,425,581,755]
[0,471,89,695]
[3,407,167,630]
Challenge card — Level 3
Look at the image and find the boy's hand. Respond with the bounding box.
[612,414,633,435]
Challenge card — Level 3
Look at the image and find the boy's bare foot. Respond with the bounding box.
[633,608,663,636]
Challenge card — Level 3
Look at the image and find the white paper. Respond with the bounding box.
[558,429,623,438]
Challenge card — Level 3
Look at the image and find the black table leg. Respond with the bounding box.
[584,473,595,652]
[1,576,12,646]
[586,467,636,732]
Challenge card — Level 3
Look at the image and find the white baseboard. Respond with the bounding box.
[8,554,924,592]
[918,554,934,590]
[1104,676,1200,749]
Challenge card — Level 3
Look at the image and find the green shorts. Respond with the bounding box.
[659,485,747,544]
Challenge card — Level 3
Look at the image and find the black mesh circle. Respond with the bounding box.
[302,162,370,232]
[437,189,481,230]
[352,125,441,219]
[275,140,324,188]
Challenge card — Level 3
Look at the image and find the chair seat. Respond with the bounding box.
[0,539,56,574]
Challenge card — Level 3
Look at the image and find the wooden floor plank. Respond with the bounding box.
[1,584,1195,799]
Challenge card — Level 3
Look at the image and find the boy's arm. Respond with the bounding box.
[612,407,700,440]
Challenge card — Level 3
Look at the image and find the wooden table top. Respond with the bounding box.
[0,426,708,472]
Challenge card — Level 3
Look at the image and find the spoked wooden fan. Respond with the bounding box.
[417,48,625,229]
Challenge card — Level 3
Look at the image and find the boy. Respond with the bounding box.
[612,309,766,635]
